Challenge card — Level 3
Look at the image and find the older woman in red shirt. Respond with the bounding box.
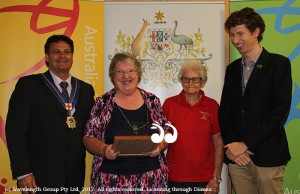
[163,59,223,194]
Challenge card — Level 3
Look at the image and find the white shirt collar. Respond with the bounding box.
[49,70,72,91]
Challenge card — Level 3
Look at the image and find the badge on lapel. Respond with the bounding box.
[256,64,263,68]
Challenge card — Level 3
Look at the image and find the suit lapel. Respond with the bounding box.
[41,71,69,114]
[244,48,269,93]
[232,59,243,96]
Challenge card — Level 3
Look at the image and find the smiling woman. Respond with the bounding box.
[108,52,143,85]
[83,52,171,193]
[163,59,224,194]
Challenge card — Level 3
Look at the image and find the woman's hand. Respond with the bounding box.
[148,139,169,157]
[104,144,119,160]
[148,146,160,157]
[204,178,220,194]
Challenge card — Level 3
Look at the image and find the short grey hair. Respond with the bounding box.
[178,59,207,83]
[108,52,142,85]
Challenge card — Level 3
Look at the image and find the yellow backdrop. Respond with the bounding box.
[0,0,103,192]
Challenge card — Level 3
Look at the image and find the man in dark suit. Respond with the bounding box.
[219,7,292,194]
[6,35,95,193]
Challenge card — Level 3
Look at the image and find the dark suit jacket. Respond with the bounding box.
[219,48,292,167]
[6,71,95,189]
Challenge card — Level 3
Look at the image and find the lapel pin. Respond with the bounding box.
[256,64,263,68]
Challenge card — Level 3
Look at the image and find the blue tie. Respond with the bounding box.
[59,81,69,102]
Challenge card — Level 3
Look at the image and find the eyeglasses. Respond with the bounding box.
[181,77,205,83]
[114,69,137,76]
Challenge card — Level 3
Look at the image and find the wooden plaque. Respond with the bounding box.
[112,136,158,156]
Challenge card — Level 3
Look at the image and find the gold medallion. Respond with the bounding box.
[66,116,76,128]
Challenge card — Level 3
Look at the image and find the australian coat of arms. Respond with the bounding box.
[109,10,212,88]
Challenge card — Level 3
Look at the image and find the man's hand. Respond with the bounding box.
[224,142,248,160]
[17,174,37,194]
[232,152,253,166]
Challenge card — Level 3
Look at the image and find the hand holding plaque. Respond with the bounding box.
[112,136,158,156]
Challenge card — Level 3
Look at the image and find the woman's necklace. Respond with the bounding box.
[116,103,149,132]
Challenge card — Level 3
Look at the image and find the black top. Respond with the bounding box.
[100,103,160,175]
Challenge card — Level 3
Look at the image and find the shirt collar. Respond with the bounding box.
[242,46,262,64]
[178,89,206,107]
[49,70,71,88]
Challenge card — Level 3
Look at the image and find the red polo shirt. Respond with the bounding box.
[163,90,220,182]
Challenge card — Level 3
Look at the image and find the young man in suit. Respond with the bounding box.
[6,35,95,193]
[219,7,292,194]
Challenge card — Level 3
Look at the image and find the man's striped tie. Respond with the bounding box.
[59,81,69,102]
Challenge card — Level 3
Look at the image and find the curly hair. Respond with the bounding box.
[225,7,265,42]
